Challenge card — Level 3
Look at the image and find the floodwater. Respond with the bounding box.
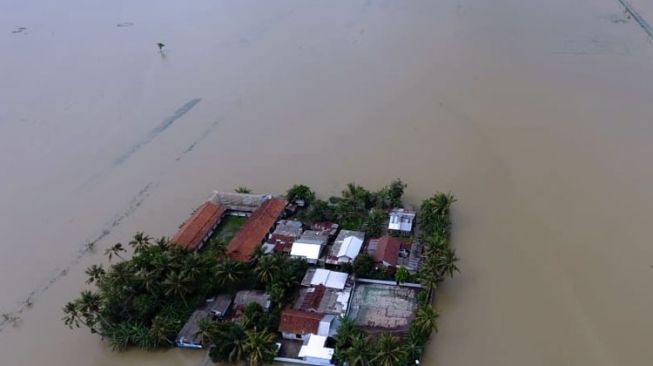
[2,0,653,365]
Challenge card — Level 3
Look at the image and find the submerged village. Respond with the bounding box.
[63,181,458,366]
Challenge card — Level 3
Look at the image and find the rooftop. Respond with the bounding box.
[209,191,272,213]
[172,202,225,250]
[298,334,334,363]
[227,198,286,262]
[301,268,348,290]
[295,286,351,316]
[388,208,416,232]
[176,294,232,348]
[326,230,365,264]
[311,222,339,237]
[273,220,304,237]
[279,309,322,335]
[367,235,402,267]
[266,233,296,254]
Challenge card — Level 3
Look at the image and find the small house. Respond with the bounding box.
[335,236,363,264]
[290,231,329,264]
[367,235,402,268]
[175,294,232,349]
[388,208,415,233]
[279,309,322,341]
[298,334,335,365]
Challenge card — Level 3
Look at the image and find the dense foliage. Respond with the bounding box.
[299,179,407,230]
[63,231,307,355]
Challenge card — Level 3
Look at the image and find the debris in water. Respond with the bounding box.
[116,22,134,27]
[11,27,26,34]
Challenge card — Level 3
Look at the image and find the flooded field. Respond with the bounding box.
[2,0,653,365]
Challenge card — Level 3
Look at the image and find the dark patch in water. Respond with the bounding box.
[11,27,27,34]
[116,22,134,28]
[113,98,201,166]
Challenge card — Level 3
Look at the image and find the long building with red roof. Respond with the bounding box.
[172,202,225,251]
[227,198,286,262]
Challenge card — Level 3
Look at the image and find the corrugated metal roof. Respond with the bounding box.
[172,202,224,250]
[336,236,363,260]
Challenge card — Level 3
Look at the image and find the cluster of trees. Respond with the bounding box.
[199,308,278,366]
[63,232,307,355]
[297,179,407,233]
[63,234,220,351]
[417,192,459,292]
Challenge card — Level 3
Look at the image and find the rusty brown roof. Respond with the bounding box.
[227,198,286,262]
[172,202,225,251]
[369,235,401,267]
[278,309,322,335]
[300,284,326,311]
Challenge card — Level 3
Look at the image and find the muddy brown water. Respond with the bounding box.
[2,0,653,365]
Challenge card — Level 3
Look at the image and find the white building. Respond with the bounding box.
[388,208,416,232]
[290,231,329,264]
[298,334,335,365]
[336,236,363,263]
[302,268,348,290]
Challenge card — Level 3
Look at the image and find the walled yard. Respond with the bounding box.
[347,283,419,333]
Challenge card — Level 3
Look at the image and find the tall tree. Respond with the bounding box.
[254,254,279,285]
[85,264,105,284]
[243,327,277,366]
[162,271,192,306]
[344,334,374,366]
[413,304,439,335]
[194,317,219,347]
[104,243,126,261]
[129,232,151,254]
[372,334,407,366]
[215,259,243,287]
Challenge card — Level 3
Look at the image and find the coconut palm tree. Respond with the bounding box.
[254,254,279,285]
[344,334,374,366]
[413,304,439,334]
[431,192,456,216]
[194,317,219,347]
[235,186,252,194]
[148,315,177,346]
[215,259,243,287]
[155,236,171,250]
[104,243,126,261]
[209,322,247,362]
[243,327,277,366]
[85,264,105,284]
[62,301,83,329]
[437,247,459,278]
[129,232,151,254]
[162,271,192,306]
[372,334,407,366]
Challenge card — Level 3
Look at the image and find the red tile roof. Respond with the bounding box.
[370,235,401,267]
[227,198,286,262]
[300,285,326,311]
[278,309,322,335]
[172,202,225,251]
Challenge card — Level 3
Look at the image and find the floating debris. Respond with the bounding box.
[116,22,134,27]
[11,27,26,34]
